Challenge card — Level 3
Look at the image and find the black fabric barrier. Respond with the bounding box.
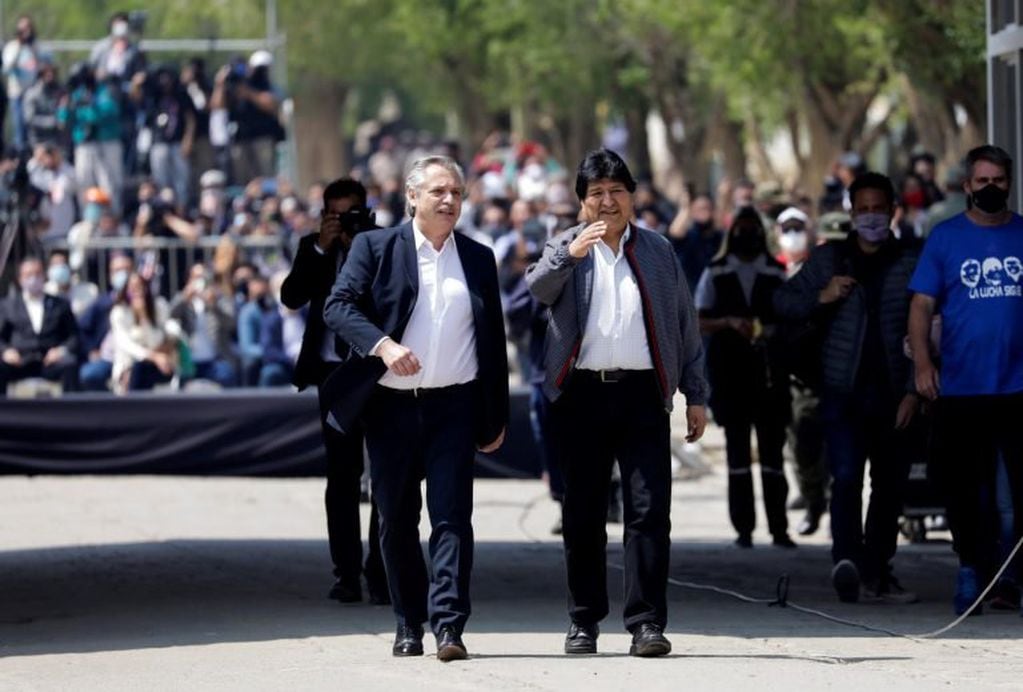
[0,388,541,478]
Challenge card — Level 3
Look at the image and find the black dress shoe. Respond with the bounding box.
[328,579,361,603]
[772,533,798,549]
[435,626,468,661]
[735,533,753,549]
[564,622,599,654]
[630,622,671,657]
[392,624,424,657]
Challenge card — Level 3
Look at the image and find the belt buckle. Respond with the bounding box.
[599,370,617,383]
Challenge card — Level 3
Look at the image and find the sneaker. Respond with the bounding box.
[831,559,860,603]
[876,573,919,604]
[954,566,983,616]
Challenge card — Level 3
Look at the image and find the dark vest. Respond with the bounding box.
[703,256,789,423]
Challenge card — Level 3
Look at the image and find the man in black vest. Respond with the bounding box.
[280,178,387,605]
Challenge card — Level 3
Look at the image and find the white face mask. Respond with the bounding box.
[779,230,808,255]
[111,21,129,38]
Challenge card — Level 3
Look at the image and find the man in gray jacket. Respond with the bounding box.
[526,149,708,657]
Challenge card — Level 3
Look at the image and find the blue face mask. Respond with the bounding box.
[83,203,103,223]
[853,212,891,244]
[111,269,130,292]
[48,264,71,286]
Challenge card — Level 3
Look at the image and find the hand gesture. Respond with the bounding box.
[377,338,421,377]
[568,221,607,259]
[819,275,857,304]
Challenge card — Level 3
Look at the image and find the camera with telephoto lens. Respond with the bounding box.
[337,206,376,238]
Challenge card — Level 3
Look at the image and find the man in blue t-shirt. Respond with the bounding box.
[908,144,1023,616]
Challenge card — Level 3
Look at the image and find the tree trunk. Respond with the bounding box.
[292,79,348,189]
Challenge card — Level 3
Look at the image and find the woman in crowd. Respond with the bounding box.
[695,206,795,549]
[109,272,176,392]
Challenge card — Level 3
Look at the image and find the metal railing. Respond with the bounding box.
[52,235,291,295]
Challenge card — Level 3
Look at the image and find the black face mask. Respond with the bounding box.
[730,228,763,258]
[970,184,1010,214]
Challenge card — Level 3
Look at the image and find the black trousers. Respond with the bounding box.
[788,382,828,512]
[0,357,79,394]
[315,362,384,590]
[932,393,1023,572]
[821,389,909,582]
[551,370,671,631]
[723,405,789,538]
[363,382,477,634]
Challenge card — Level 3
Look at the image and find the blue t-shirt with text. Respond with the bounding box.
[909,212,1023,396]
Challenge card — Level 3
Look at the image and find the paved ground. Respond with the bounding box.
[2,436,1023,690]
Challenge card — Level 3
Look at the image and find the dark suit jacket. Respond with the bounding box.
[280,232,347,389]
[0,292,79,363]
[322,223,509,446]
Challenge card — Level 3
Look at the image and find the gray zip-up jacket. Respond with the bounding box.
[525,223,708,410]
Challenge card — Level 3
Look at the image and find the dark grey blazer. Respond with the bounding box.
[525,223,709,410]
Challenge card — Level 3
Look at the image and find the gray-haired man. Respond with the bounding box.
[323,156,508,661]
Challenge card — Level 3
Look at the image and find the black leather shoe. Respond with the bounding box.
[435,626,468,661]
[630,622,671,657]
[328,579,361,603]
[392,624,424,657]
[564,622,599,654]
[772,533,798,549]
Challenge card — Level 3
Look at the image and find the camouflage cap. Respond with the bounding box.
[817,211,851,241]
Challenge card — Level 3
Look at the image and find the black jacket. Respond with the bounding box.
[700,254,789,423]
[773,234,917,397]
[280,232,347,390]
[0,292,79,363]
[322,223,509,446]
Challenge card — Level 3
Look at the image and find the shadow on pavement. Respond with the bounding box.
[0,537,1017,658]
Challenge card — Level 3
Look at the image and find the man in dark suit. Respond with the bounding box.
[526,149,709,657]
[0,256,80,395]
[280,178,387,605]
[324,156,508,661]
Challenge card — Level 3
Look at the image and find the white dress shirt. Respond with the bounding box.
[576,225,654,371]
[22,291,44,334]
[377,223,478,389]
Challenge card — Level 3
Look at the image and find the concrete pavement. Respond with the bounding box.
[2,451,1023,690]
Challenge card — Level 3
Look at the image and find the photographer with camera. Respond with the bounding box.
[280,177,387,605]
[210,51,283,185]
[59,62,124,215]
[131,66,196,209]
